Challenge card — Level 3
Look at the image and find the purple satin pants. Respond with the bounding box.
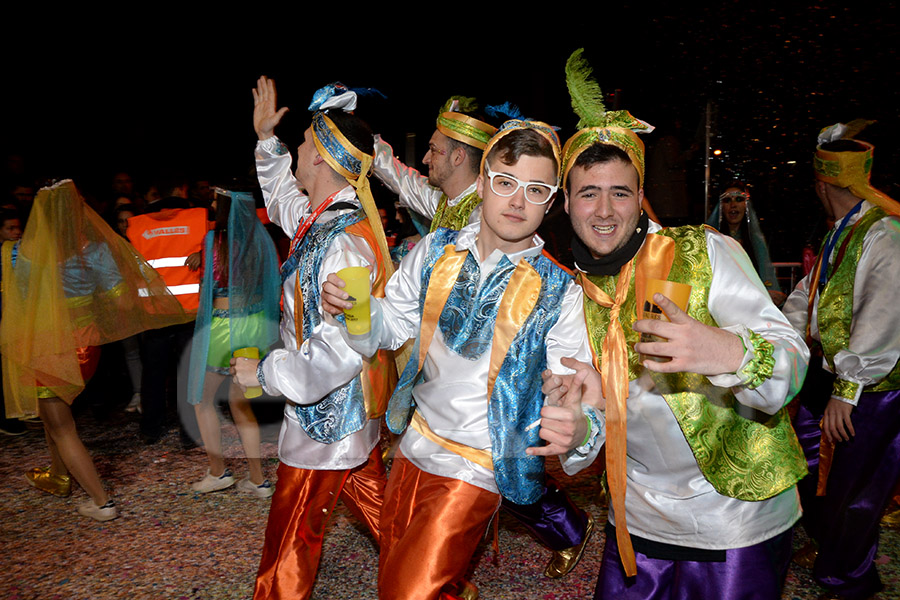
[501,475,588,551]
[594,527,792,600]
[795,388,900,599]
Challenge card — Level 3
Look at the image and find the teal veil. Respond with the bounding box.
[187,190,280,405]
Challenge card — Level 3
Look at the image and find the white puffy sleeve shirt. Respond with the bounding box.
[596,223,809,549]
[372,136,482,225]
[347,223,595,494]
[783,203,900,405]
[255,136,380,470]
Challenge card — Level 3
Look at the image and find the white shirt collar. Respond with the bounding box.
[454,222,545,272]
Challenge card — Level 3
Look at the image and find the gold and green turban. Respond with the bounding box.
[562,121,652,189]
[561,49,654,189]
[814,120,900,216]
[480,119,562,180]
[435,96,498,150]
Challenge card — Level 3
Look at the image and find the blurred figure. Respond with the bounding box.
[186,188,279,497]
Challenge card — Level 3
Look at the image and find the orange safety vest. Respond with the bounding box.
[127,207,208,312]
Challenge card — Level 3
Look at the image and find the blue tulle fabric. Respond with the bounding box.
[187,192,280,405]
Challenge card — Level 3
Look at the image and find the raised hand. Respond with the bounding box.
[632,293,744,376]
[252,76,289,141]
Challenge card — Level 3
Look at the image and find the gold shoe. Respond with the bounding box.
[457,580,479,600]
[792,541,818,569]
[881,505,900,529]
[544,513,595,579]
[26,466,72,498]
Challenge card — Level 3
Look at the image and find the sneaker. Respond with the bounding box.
[125,393,142,414]
[26,466,72,497]
[77,499,118,522]
[191,468,235,493]
[237,477,275,499]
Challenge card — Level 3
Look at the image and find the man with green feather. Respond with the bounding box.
[544,49,810,599]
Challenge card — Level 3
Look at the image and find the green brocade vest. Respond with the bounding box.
[584,225,807,501]
[430,190,482,232]
[817,206,900,392]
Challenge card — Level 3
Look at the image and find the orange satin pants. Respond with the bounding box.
[252,445,386,600]
[378,452,500,600]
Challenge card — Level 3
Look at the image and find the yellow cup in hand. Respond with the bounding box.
[233,347,262,398]
[336,266,371,336]
[640,279,692,363]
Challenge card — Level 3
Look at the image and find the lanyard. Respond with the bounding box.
[288,194,337,257]
[818,200,863,291]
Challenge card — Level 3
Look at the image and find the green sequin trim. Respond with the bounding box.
[436,114,493,147]
[737,330,775,390]
[430,191,483,233]
[833,378,860,400]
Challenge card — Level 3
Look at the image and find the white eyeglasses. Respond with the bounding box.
[485,167,558,205]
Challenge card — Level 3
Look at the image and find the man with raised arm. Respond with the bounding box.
[373,96,495,232]
[549,50,809,599]
[324,119,600,599]
[232,76,395,600]
[784,121,900,600]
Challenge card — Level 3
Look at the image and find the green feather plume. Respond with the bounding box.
[844,118,876,139]
[565,48,606,130]
[440,96,479,115]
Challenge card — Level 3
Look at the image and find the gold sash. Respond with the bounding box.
[577,233,674,578]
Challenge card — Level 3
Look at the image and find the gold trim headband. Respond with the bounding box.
[435,97,497,150]
[814,120,900,216]
[480,119,562,180]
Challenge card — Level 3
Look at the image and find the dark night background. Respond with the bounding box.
[4,4,898,272]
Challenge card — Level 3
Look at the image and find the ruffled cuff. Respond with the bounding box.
[256,136,290,156]
[832,378,862,406]
[257,354,273,396]
[707,325,774,390]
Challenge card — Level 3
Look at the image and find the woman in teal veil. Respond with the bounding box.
[707,181,786,305]
[187,188,280,497]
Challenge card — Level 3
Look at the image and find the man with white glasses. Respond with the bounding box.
[324,120,600,599]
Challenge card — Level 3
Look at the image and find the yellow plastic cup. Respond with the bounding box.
[640,279,692,362]
[232,347,262,398]
[336,266,371,336]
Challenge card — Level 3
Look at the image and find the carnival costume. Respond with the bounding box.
[706,187,783,296]
[784,120,900,600]
[376,98,594,578]
[344,119,598,599]
[373,96,497,233]
[2,180,189,415]
[561,50,809,599]
[251,85,395,600]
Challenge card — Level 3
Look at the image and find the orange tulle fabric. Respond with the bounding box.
[253,447,386,600]
[378,453,499,600]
